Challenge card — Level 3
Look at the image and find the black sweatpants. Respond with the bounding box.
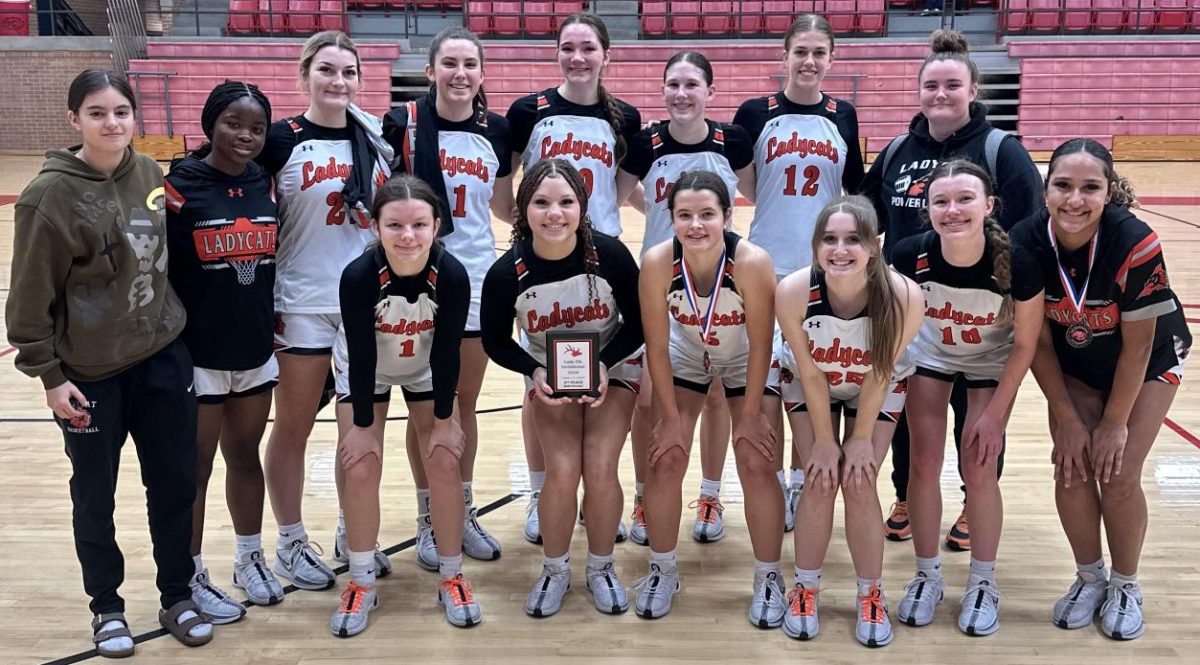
[59,339,198,615]
[890,378,1005,502]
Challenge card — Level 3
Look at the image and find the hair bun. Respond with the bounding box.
[929,29,969,56]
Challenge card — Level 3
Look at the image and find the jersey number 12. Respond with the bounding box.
[783,164,820,197]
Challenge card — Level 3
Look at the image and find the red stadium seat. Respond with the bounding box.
[1128,0,1157,30]
[287,0,319,34]
[492,2,521,34]
[825,0,855,32]
[858,0,886,33]
[1028,0,1060,31]
[1192,0,1200,30]
[227,0,259,34]
[702,2,734,33]
[1158,0,1190,29]
[763,1,794,33]
[259,0,288,33]
[1005,0,1029,31]
[466,1,491,34]
[740,1,764,32]
[1093,0,1127,29]
[642,1,668,35]
[524,2,554,34]
[1063,0,1091,30]
[671,2,702,34]
[318,0,346,31]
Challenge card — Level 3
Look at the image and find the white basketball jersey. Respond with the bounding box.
[666,231,748,370]
[640,126,739,256]
[750,98,849,276]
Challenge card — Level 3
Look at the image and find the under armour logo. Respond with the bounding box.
[544,120,555,127]
[657,160,669,168]
[524,291,537,300]
[300,144,314,152]
[807,320,821,329]
[228,188,244,198]
[921,284,933,292]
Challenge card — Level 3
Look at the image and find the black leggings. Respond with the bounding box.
[890,378,1005,502]
[60,340,198,614]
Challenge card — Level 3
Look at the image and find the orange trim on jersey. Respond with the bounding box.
[915,254,929,273]
[286,118,301,132]
[536,94,549,110]
[1116,232,1162,290]
[713,127,725,145]
[808,285,822,304]
[163,179,185,213]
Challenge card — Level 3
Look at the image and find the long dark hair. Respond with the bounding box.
[663,50,713,85]
[68,69,136,113]
[926,159,1012,323]
[558,13,627,164]
[427,26,488,114]
[513,158,599,298]
[811,195,903,381]
[1046,138,1138,208]
[668,170,733,230]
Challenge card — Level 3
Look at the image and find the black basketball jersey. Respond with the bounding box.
[165,157,277,371]
[1010,204,1191,391]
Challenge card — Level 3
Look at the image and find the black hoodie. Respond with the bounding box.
[861,102,1043,260]
[165,156,278,370]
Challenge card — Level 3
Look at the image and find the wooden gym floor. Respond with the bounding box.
[0,156,1198,664]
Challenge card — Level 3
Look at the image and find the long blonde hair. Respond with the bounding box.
[811,195,903,381]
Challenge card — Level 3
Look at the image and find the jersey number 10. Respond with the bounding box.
[941,327,983,345]
[783,164,820,197]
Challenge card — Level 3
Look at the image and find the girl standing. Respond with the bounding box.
[1013,139,1190,641]
[330,176,474,636]
[773,196,923,647]
[635,171,775,619]
[7,69,213,657]
[255,30,392,590]
[889,160,1043,636]
[166,82,284,622]
[618,51,755,546]
[382,26,511,572]
[480,159,643,617]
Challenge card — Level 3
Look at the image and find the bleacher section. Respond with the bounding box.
[128,41,400,149]
[1002,0,1200,34]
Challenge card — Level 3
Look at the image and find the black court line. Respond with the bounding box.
[0,403,522,425]
[1141,206,1200,231]
[42,492,521,665]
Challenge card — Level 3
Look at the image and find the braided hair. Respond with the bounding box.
[513,158,600,300]
[189,80,272,160]
[557,13,627,164]
[926,159,1013,323]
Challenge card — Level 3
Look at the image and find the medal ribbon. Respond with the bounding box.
[680,247,726,352]
[1047,218,1099,321]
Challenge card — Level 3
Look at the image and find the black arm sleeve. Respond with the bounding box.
[723,123,755,171]
[594,237,645,368]
[732,97,769,145]
[255,121,296,176]
[339,256,382,428]
[860,152,890,234]
[888,234,921,279]
[1008,217,1047,301]
[487,113,514,178]
[838,103,866,195]
[621,128,654,181]
[480,253,543,377]
[993,138,1045,232]
[381,106,409,173]
[505,94,539,159]
[429,255,470,419]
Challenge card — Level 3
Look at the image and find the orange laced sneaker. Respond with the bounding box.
[690,496,726,543]
[438,573,482,627]
[945,507,971,552]
[884,501,912,541]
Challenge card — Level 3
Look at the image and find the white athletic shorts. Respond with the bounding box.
[193,356,279,404]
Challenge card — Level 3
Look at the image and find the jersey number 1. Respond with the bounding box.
[783,164,820,197]
[452,184,467,218]
[398,339,415,358]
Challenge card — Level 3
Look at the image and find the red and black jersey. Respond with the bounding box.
[165,156,277,370]
[1010,204,1191,391]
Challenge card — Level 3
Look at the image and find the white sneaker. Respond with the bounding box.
[634,563,680,619]
[784,484,803,532]
[273,538,336,591]
[232,550,284,605]
[333,531,392,578]
[691,496,726,543]
[526,565,571,617]
[1100,582,1144,640]
[523,491,542,544]
[1052,573,1107,629]
[781,584,820,640]
[898,572,944,627]
[190,568,246,624]
[856,585,894,648]
[748,570,786,628]
[630,498,648,546]
[330,581,377,638]
[586,562,629,614]
[415,516,438,572]
[958,580,1000,636]
[463,507,502,561]
[438,574,483,627]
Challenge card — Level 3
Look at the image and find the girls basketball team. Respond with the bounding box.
[5,11,1188,657]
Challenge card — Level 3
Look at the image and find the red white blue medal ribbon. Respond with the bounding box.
[1047,218,1099,323]
[680,248,726,370]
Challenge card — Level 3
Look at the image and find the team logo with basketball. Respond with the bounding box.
[193,216,278,285]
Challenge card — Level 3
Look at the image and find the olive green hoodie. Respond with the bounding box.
[6,146,186,389]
